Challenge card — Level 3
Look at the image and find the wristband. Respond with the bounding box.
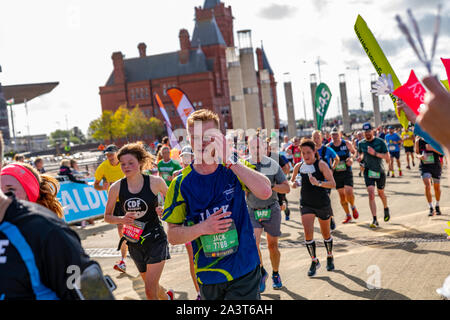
[226,152,239,169]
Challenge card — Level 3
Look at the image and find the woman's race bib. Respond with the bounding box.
[335,161,347,172]
[123,220,146,243]
[368,170,381,179]
[423,153,435,164]
[200,221,239,258]
[254,208,271,222]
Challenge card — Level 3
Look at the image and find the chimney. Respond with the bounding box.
[112,51,125,84]
[179,29,191,64]
[138,42,147,58]
[256,48,264,71]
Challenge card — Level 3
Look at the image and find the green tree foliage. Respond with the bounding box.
[88,105,165,143]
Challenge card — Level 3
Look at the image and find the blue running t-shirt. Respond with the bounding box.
[385,133,401,153]
[162,164,260,285]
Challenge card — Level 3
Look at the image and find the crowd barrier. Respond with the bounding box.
[56,177,107,224]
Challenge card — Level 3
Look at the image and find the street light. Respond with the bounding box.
[346,65,364,110]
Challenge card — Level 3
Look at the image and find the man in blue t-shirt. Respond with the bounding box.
[162,109,272,300]
[385,126,402,177]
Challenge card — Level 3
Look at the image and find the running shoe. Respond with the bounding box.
[384,208,390,222]
[196,293,201,300]
[260,268,268,293]
[167,289,174,300]
[307,259,321,277]
[428,207,435,217]
[358,171,362,177]
[387,171,390,177]
[406,165,411,170]
[113,260,126,273]
[330,218,336,231]
[326,256,335,271]
[272,274,283,290]
[369,220,379,229]
[399,170,403,177]
[352,207,359,219]
[435,206,442,215]
[342,215,352,224]
[285,208,290,221]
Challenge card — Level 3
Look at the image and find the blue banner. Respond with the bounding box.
[57,178,108,224]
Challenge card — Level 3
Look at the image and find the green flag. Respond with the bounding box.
[315,83,332,130]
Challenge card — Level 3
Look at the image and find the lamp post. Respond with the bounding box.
[346,65,364,110]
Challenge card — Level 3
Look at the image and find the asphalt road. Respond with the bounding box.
[77,157,450,300]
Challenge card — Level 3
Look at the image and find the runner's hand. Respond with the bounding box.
[155,206,163,218]
[122,212,137,225]
[346,158,353,166]
[308,173,319,186]
[367,146,376,156]
[200,208,233,235]
[103,182,110,191]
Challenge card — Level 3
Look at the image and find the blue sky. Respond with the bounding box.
[0,0,448,136]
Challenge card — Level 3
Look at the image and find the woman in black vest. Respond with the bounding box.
[290,139,336,277]
[104,142,173,300]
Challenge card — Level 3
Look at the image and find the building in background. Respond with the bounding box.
[99,0,280,136]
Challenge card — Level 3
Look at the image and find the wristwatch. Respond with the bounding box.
[226,152,239,169]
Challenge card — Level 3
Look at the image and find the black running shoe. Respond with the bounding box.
[326,257,335,271]
[330,218,336,231]
[384,208,390,222]
[429,207,435,216]
[435,206,441,215]
[308,260,321,277]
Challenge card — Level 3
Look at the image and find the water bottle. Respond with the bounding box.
[295,174,302,187]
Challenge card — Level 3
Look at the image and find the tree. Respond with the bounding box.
[49,129,70,147]
[88,110,116,142]
[146,117,164,138]
[125,106,147,141]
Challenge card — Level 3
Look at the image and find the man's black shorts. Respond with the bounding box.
[333,170,354,189]
[199,266,261,300]
[363,168,386,189]
[404,146,414,153]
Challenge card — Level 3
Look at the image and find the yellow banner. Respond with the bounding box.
[354,15,408,129]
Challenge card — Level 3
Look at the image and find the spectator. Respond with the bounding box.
[59,159,86,184]
[13,154,24,162]
[34,157,46,174]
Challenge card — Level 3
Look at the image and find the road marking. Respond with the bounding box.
[85,235,449,258]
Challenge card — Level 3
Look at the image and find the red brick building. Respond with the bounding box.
[99,0,279,136]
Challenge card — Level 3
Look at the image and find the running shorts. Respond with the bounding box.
[248,202,282,237]
[128,227,171,273]
[421,166,442,183]
[300,205,333,220]
[389,151,400,159]
[333,170,354,189]
[404,146,414,153]
[199,266,261,300]
[363,168,386,190]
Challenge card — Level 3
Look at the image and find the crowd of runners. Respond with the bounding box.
[0,74,450,300]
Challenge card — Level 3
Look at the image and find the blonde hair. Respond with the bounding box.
[186,109,220,129]
[19,163,64,218]
[60,159,71,167]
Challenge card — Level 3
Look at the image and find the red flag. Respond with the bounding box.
[441,58,450,80]
[392,70,426,115]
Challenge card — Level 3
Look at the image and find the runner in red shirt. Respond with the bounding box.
[287,137,302,164]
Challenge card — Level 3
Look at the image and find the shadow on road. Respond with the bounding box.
[314,269,411,300]
[74,223,117,240]
[262,286,308,300]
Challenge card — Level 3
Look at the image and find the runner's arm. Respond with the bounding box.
[309,161,336,189]
[103,182,126,225]
[230,163,272,200]
[166,209,233,245]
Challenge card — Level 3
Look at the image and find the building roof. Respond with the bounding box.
[106,49,212,86]
[191,17,226,47]
[203,0,221,9]
[261,46,274,75]
[1,82,59,104]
